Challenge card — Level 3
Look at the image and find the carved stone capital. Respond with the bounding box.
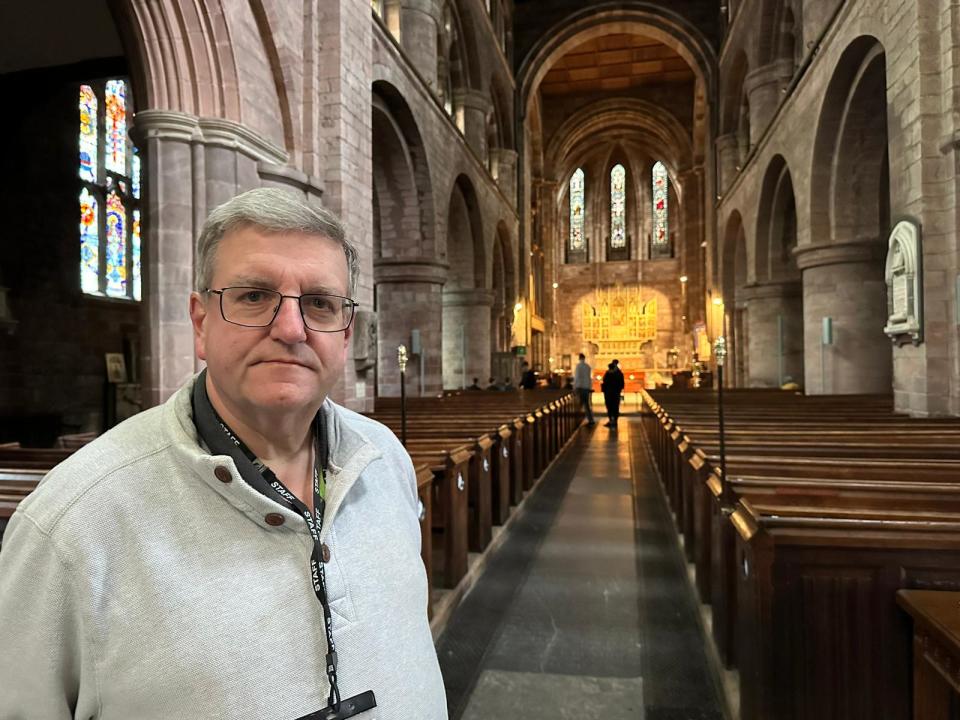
[133,110,287,165]
[793,241,886,271]
[373,258,449,284]
[441,288,495,307]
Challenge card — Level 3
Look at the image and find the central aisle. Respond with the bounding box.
[436,420,727,720]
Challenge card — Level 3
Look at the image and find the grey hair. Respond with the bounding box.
[195,188,360,297]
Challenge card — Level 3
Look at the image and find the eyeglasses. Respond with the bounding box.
[205,287,358,333]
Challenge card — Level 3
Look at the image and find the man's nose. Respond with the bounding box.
[270,296,308,342]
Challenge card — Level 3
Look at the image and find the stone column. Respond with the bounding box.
[442,288,494,389]
[491,148,518,207]
[134,110,294,406]
[400,0,440,90]
[795,242,891,394]
[744,64,782,146]
[455,88,493,160]
[716,133,740,195]
[740,281,803,387]
[374,259,447,396]
[135,111,202,407]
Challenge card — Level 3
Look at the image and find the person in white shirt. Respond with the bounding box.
[572,353,596,425]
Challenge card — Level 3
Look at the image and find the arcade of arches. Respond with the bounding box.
[3,0,960,441]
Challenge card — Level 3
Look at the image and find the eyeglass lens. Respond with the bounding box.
[220,287,353,331]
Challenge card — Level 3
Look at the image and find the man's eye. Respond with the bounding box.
[241,291,267,303]
[308,297,336,312]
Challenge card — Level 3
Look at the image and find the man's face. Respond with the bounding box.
[189,225,353,420]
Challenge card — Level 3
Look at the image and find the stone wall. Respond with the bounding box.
[717,0,960,414]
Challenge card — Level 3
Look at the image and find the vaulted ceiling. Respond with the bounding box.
[539,33,696,95]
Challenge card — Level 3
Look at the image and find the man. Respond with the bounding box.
[467,377,482,390]
[0,189,447,719]
[573,352,595,425]
[602,359,626,428]
[485,376,500,390]
[519,361,537,389]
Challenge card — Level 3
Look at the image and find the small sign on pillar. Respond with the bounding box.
[883,219,923,346]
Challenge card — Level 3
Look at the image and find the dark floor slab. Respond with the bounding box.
[438,420,727,720]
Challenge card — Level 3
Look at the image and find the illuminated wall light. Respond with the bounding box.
[712,297,724,306]
[552,282,559,289]
[679,275,688,283]
[514,302,523,312]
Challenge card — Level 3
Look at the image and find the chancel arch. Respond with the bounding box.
[802,36,891,395]
[372,81,442,398]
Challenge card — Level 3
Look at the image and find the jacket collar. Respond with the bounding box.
[163,374,382,536]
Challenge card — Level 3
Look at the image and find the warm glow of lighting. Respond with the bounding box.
[629,374,635,380]
[712,297,724,306]
[549,357,554,363]
[514,302,523,312]
[595,375,602,381]
[552,282,559,289]
[679,275,688,283]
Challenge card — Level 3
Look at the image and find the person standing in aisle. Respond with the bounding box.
[573,353,595,426]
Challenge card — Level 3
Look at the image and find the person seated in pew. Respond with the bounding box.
[502,377,515,391]
[485,376,500,390]
[0,189,447,720]
[467,377,482,391]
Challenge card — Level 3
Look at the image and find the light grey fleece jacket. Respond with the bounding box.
[0,376,447,720]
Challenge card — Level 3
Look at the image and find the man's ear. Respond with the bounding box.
[189,292,209,361]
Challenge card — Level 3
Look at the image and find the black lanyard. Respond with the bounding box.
[191,372,376,718]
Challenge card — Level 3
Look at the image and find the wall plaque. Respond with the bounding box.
[883,219,922,346]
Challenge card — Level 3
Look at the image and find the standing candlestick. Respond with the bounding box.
[398,345,408,446]
[714,336,730,507]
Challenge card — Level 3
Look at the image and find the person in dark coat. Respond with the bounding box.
[519,361,537,389]
[601,359,625,428]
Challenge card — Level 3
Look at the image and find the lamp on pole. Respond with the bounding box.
[398,344,408,447]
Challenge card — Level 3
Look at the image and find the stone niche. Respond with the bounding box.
[883,219,922,346]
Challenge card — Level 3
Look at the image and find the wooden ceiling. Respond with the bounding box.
[540,34,694,95]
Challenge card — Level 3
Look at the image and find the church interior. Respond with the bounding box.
[3,0,960,717]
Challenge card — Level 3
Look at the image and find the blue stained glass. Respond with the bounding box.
[105,191,127,297]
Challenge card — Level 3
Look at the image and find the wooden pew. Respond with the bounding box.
[896,590,960,720]
[641,388,960,719]
[733,499,960,720]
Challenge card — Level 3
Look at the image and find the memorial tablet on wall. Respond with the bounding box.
[883,219,922,345]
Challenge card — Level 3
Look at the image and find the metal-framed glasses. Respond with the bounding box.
[206,287,358,332]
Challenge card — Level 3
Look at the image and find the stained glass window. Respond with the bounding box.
[105,191,127,297]
[132,149,141,200]
[652,161,669,249]
[79,188,99,294]
[570,168,585,252]
[132,210,142,301]
[611,164,626,249]
[104,80,126,174]
[78,78,141,301]
[79,86,97,183]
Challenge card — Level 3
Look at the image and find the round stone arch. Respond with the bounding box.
[802,35,891,395]
[491,221,517,359]
[517,3,717,118]
[720,210,751,386]
[747,154,804,387]
[442,174,489,389]
[371,80,444,397]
